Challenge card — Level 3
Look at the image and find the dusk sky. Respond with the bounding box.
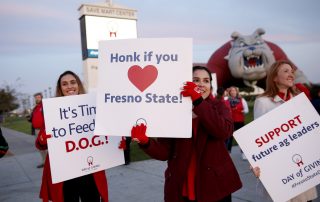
[1,0,320,103]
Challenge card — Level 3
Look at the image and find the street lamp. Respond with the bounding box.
[48,87,52,98]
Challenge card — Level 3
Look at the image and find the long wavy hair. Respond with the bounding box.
[55,70,86,97]
[260,60,298,98]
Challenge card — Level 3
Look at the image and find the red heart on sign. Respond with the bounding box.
[128,65,158,92]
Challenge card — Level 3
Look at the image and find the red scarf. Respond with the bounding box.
[182,118,198,200]
[277,91,291,101]
[182,95,215,200]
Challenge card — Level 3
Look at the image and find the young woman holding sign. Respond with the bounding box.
[131,66,242,202]
[34,71,109,202]
[252,60,318,202]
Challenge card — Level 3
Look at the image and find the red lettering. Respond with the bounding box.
[294,115,302,124]
[280,123,290,132]
[261,134,270,144]
[274,127,281,136]
[79,138,89,149]
[66,141,76,152]
[255,138,263,147]
[288,119,296,128]
[255,115,303,148]
[92,135,102,146]
[268,131,275,140]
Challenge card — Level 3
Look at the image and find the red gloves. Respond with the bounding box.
[118,136,127,150]
[181,81,202,101]
[38,129,52,145]
[131,123,149,145]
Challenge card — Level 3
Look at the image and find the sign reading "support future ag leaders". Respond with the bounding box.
[234,93,320,202]
[94,38,192,138]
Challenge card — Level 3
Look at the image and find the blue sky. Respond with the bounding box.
[1,0,320,101]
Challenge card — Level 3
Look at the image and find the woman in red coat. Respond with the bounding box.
[33,71,108,202]
[226,86,249,158]
[131,66,242,202]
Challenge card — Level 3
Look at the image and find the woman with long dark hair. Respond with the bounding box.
[34,71,109,202]
[131,66,242,202]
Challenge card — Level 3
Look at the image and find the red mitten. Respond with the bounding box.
[38,130,52,145]
[118,136,126,150]
[131,123,149,145]
[181,81,202,101]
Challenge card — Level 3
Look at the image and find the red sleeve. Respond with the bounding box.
[35,128,48,150]
[32,103,45,129]
[140,138,174,161]
[193,98,234,140]
[33,103,48,150]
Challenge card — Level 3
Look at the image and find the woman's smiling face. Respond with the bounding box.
[193,69,211,99]
[274,63,295,90]
[60,74,79,96]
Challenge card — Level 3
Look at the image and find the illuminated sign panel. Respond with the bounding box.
[81,16,137,59]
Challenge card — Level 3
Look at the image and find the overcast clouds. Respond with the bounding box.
[1,0,320,99]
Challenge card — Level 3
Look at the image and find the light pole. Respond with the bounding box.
[44,89,47,98]
[48,87,52,98]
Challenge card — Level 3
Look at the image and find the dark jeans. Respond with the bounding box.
[124,137,132,165]
[63,174,100,202]
[226,122,244,152]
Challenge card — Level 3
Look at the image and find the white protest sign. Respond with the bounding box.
[43,94,124,183]
[234,93,320,202]
[94,38,192,138]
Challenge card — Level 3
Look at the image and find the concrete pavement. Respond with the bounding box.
[0,127,319,202]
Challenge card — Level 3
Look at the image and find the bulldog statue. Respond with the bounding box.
[207,28,309,93]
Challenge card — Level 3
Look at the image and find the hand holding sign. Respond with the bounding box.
[131,123,149,145]
[250,166,261,178]
[38,129,52,145]
[118,137,127,150]
[181,81,202,101]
